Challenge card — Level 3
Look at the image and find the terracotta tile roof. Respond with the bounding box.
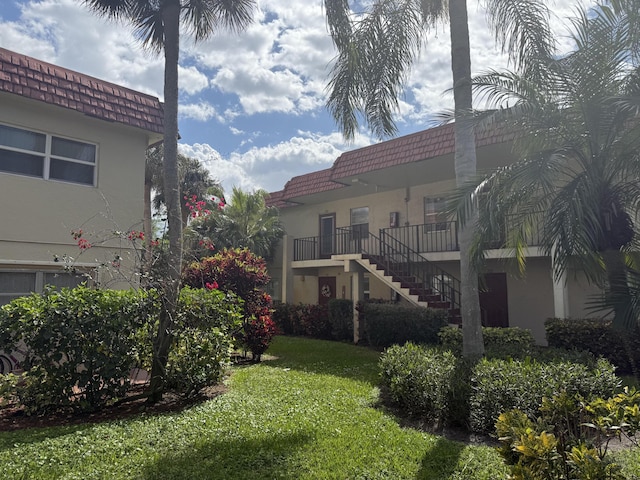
[0,48,164,134]
[331,122,513,178]
[268,122,515,205]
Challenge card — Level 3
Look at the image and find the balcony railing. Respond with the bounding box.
[293,217,544,262]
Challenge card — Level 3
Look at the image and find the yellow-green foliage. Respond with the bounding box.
[496,389,640,479]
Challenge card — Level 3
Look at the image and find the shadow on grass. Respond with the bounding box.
[0,423,93,452]
[417,436,466,479]
[141,431,312,480]
[265,336,381,386]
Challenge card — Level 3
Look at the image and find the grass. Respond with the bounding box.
[0,336,637,479]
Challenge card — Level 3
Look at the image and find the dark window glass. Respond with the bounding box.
[49,159,94,185]
[0,150,44,177]
[51,137,96,163]
[43,272,87,289]
[0,124,45,152]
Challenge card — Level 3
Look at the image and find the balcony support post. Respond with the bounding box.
[351,267,365,344]
[551,245,570,318]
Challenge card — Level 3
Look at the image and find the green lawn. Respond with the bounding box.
[0,336,636,479]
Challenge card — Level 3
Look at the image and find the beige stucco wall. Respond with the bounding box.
[0,93,153,289]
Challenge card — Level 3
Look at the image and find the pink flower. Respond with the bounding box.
[77,238,92,251]
[205,281,219,290]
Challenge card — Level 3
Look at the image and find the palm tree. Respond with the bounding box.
[323,0,553,357]
[81,0,256,401]
[454,0,640,330]
[189,187,284,260]
[152,150,220,228]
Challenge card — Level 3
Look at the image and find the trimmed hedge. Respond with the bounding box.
[361,303,448,348]
[439,326,535,359]
[545,317,640,374]
[469,357,619,434]
[380,343,457,426]
[379,342,620,435]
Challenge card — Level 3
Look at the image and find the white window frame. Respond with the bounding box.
[0,123,97,186]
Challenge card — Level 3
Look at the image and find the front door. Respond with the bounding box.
[319,214,336,258]
[318,276,336,305]
[479,273,509,327]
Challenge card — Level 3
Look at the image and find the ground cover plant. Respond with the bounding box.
[0,337,510,479]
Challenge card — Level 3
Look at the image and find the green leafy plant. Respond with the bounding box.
[328,299,353,341]
[380,343,457,427]
[439,325,535,359]
[0,286,149,414]
[496,388,640,479]
[164,286,243,396]
[471,357,619,434]
[182,248,276,360]
[362,303,448,348]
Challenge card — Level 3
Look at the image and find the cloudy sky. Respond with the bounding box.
[0,0,586,194]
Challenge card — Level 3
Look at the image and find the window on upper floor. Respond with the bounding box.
[0,123,97,186]
[424,197,449,232]
[350,206,369,240]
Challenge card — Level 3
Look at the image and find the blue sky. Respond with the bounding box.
[0,0,584,194]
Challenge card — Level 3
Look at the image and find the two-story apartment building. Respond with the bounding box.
[0,48,163,306]
[267,124,600,344]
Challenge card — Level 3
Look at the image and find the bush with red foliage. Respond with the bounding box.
[182,248,276,360]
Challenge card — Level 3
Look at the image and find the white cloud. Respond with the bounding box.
[180,130,373,194]
[179,102,221,122]
[178,65,210,95]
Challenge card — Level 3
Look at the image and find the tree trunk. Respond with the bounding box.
[449,0,484,358]
[148,1,182,403]
[142,167,154,284]
[602,249,638,378]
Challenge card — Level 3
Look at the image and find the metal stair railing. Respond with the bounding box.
[377,228,461,313]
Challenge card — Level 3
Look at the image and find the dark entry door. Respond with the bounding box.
[479,273,509,327]
[318,277,336,305]
[319,214,336,258]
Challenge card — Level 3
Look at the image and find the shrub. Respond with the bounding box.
[328,299,353,341]
[272,301,295,335]
[362,303,448,348]
[439,325,535,359]
[380,343,457,427]
[545,317,640,374]
[496,388,640,479]
[470,357,619,434]
[0,286,149,414]
[182,248,276,360]
[164,286,243,396]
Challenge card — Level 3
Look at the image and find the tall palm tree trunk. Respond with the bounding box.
[602,249,638,378]
[148,0,182,402]
[449,0,484,358]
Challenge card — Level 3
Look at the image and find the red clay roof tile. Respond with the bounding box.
[0,48,163,135]
[269,122,514,204]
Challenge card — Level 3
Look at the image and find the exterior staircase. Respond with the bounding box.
[338,228,462,324]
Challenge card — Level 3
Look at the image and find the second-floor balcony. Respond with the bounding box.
[293,219,544,262]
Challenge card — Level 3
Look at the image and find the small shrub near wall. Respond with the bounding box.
[362,303,448,348]
[545,317,640,374]
[327,299,353,341]
[0,286,149,414]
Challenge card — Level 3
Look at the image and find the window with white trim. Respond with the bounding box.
[0,270,88,306]
[0,124,97,186]
[424,197,449,232]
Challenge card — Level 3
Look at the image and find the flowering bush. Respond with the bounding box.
[182,248,275,361]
